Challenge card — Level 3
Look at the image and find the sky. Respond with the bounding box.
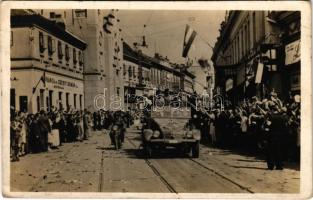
[116,10,226,65]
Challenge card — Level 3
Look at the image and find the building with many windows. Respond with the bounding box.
[123,42,195,108]
[211,11,300,104]
[10,12,86,113]
[37,9,124,111]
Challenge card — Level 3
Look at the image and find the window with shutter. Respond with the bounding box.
[48,36,53,55]
[78,51,84,66]
[73,48,77,64]
[65,45,70,61]
[39,32,46,53]
[58,41,63,59]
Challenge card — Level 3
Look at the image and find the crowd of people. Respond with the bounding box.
[92,110,132,131]
[190,91,301,166]
[10,89,300,169]
[10,107,92,162]
[10,106,135,162]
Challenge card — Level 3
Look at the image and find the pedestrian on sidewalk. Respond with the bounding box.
[83,109,91,139]
[28,114,40,153]
[49,112,61,149]
[266,104,288,170]
[11,114,22,161]
[58,111,67,145]
[18,112,27,156]
[38,110,51,152]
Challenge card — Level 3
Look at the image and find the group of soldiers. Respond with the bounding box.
[92,109,133,131]
[10,107,92,162]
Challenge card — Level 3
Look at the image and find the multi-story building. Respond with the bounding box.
[37,9,124,111]
[10,12,86,113]
[123,42,195,106]
[211,11,300,104]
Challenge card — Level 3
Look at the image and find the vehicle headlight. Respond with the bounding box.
[153,130,160,138]
[113,125,118,131]
[192,130,201,140]
[143,129,153,141]
[186,131,193,138]
[186,130,193,138]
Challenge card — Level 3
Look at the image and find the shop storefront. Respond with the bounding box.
[11,70,84,113]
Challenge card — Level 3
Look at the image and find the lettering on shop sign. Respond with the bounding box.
[285,39,300,65]
[45,76,78,88]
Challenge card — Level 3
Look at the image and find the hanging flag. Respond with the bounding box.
[182,25,197,58]
[255,62,264,83]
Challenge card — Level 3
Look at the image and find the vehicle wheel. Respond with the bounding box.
[117,138,122,149]
[114,135,119,150]
[145,146,153,158]
[192,141,200,158]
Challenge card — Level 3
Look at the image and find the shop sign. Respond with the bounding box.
[285,40,300,65]
[255,62,264,83]
[225,78,233,92]
[45,76,78,89]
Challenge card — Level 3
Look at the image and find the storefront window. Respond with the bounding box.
[129,66,132,77]
[74,94,77,108]
[49,90,53,110]
[10,89,16,109]
[79,95,83,109]
[59,92,63,110]
[40,89,45,111]
[66,93,69,110]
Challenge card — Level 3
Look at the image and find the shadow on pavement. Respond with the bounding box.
[205,144,300,171]
[122,147,192,160]
[229,165,268,170]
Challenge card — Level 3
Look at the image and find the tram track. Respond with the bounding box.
[98,150,105,192]
[126,134,254,194]
[126,136,178,193]
[188,158,254,193]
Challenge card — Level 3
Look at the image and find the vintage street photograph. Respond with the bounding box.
[1,2,312,198]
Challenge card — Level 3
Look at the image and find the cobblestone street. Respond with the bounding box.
[10,127,300,193]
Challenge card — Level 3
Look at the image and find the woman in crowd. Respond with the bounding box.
[48,112,61,149]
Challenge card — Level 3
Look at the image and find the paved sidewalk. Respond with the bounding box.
[10,131,106,192]
[196,146,300,193]
[10,128,300,193]
[126,126,300,193]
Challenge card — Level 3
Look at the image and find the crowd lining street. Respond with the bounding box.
[11,125,299,193]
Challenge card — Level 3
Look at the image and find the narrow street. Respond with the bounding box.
[11,126,300,193]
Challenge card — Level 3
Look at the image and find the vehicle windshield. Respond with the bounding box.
[150,106,191,119]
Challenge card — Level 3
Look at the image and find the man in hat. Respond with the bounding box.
[266,104,288,170]
[270,90,283,109]
[38,110,51,151]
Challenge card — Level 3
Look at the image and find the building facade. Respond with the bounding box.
[11,13,86,113]
[212,11,300,104]
[123,42,195,106]
[37,9,124,111]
